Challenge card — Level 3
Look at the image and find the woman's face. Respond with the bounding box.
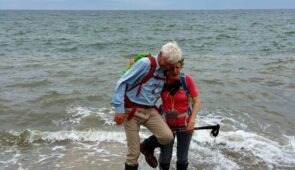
[168,62,182,77]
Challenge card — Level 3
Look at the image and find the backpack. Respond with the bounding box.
[123,54,150,74]
[124,54,157,97]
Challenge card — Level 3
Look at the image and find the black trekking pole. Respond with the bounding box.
[175,124,220,137]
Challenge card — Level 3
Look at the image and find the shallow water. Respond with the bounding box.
[0,10,295,169]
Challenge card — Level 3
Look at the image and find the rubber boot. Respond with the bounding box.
[125,163,138,170]
[140,135,162,168]
[176,162,188,170]
[159,162,170,170]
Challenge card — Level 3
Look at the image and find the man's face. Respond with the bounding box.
[158,52,174,70]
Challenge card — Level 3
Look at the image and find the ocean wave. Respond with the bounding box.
[57,46,78,52]
[29,91,84,108]
[200,78,224,85]
[284,31,295,35]
[1,106,295,169]
[62,106,116,127]
[0,129,126,145]
[216,33,238,40]
[1,124,294,168]
[86,42,107,49]
[188,109,295,168]
[209,130,295,169]
[7,79,52,88]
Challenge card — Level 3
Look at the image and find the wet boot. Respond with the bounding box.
[140,135,162,168]
[176,162,188,170]
[125,163,138,170]
[159,162,170,170]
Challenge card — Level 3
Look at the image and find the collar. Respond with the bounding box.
[154,54,161,70]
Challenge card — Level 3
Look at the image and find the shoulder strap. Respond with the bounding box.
[139,54,156,84]
[180,72,189,98]
[180,72,194,115]
[126,54,157,96]
[135,54,156,96]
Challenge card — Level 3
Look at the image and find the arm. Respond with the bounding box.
[112,59,150,124]
[186,96,200,132]
[184,75,200,132]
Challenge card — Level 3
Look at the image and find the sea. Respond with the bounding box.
[0,10,295,170]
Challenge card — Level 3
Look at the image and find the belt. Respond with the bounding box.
[124,96,157,120]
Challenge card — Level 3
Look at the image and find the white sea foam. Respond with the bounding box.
[65,106,116,125]
[187,129,295,169]
[60,106,295,168]
[209,130,294,168]
[0,150,22,169]
[6,106,294,169]
[171,107,295,169]
[37,130,126,143]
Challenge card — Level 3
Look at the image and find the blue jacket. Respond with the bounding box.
[111,55,166,113]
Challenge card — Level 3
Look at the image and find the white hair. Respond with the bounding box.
[160,41,183,64]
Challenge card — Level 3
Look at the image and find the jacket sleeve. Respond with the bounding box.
[186,74,199,98]
[111,59,150,113]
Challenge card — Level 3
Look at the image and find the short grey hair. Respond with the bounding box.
[160,41,183,64]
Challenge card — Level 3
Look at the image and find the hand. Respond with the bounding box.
[186,120,195,133]
[114,112,126,125]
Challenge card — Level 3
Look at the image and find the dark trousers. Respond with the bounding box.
[159,131,192,165]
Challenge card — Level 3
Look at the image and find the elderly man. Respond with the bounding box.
[112,42,183,170]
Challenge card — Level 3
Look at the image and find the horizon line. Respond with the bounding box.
[0,8,294,11]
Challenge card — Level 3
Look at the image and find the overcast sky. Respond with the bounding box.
[0,0,295,10]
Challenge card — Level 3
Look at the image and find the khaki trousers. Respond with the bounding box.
[123,107,173,165]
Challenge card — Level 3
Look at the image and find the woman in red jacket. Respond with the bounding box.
[160,58,200,170]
